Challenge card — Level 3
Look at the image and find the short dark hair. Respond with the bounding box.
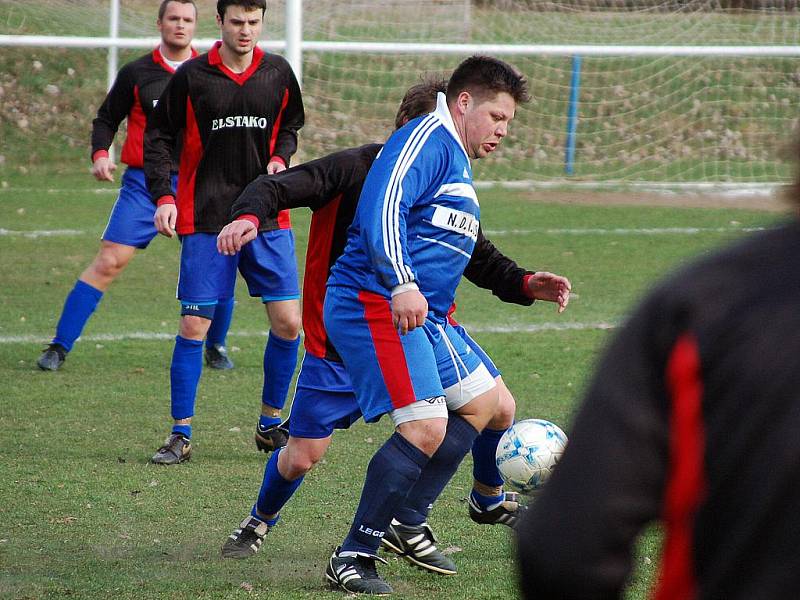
[394,76,447,130]
[217,0,266,21]
[158,0,197,21]
[446,55,530,106]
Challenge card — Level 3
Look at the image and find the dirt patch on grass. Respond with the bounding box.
[515,189,792,213]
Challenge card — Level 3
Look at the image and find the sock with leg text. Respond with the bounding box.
[261,331,300,411]
[253,447,304,526]
[394,414,480,526]
[206,297,234,349]
[342,432,429,556]
[170,336,204,421]
[52,280,104,352]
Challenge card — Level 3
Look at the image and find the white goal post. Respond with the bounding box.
[1,0,799,188]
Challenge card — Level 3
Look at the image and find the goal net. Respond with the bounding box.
[1,0,799,186]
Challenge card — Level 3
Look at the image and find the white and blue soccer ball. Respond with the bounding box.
[495,419,568,494]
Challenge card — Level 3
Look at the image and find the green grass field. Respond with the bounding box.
[0,171,785,599]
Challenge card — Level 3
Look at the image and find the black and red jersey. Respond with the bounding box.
[91,47,194,169]
[231,143,535,362]
[517,221,800,600]
[144,42,304,234]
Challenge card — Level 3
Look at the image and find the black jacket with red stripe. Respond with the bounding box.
[517,221,800,600]
[91,47,192,168]
[144,42,303,234]
[231,143,535,362]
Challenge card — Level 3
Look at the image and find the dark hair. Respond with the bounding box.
[446,55,530,106]
[394,76,448,130]
[158,0,197,21]
[217,0,266,21]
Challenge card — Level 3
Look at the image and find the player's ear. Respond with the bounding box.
[456,91,471,115]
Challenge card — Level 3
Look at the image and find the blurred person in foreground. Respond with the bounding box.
[516,138,800,599]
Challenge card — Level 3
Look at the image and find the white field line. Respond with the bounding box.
[0,226,763,239]
[484,226,765,236]
[0,188,117,194]
[0,321,617,345]
[0,228,87,238]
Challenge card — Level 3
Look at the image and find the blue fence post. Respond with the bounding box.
[564,55,582,176]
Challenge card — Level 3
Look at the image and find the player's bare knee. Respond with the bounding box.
[397,418,447,457]
[271,315,301,340]
[488,381,516,429]
[179,315,211,340]
[458,387,500,432]
[87,246,131,282]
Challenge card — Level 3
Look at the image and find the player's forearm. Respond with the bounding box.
[90,122,118,161]
[143,142,176,202]
[271,130,300,167]
[465,234,534,305]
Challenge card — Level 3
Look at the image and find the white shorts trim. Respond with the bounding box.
[443,362,496,411]
[390,395,448,427]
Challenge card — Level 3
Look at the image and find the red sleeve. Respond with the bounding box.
[236,214,260,229]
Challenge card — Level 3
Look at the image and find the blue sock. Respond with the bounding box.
[254,448,304,526]
[395,414,480,526]
[259,414,282,430]
[471,427,507,490]
[52,280,104,352]
[172,424,192,439]
[261,331,300,411]
[206,297,234,348]
[470,489,505,510]
[170,335,204,421]
[342,432,429,555]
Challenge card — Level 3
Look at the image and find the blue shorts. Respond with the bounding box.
[288,353,362,439]
[450,322,501,378]
[102,168,177,249]
[177,230,300,309]
[323,286,486,423]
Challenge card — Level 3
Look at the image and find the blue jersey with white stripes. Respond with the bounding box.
[327,93,479,322]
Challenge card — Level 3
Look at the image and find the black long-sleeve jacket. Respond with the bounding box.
[91,47,192,168]
[231,143,535,361]
[517,221,800,600]
[144,42,303,234]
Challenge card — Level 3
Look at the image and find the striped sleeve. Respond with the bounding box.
[360,116,443,291]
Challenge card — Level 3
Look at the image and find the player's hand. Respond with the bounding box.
[217,220,257,255]
[391,289,428,335]
[267,160,286,175]
[91,156,117,182]
[526,272,572,313]
[154,203,178,238]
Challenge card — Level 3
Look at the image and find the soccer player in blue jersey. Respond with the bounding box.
[35,0,236,372]
[144,0,304,464]
[216,78,570,572]
[320,56,541,595]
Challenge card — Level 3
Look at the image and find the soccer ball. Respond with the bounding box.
[495,419,568,494]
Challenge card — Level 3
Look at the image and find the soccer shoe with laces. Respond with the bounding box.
[254,417,290,453]
[150,433,192,465]
[325,546,393,595]
[468,491,527,528]
[205,344,234,370]
[221,515,270,559]
[37,343,66,371]
[380,519,456,575]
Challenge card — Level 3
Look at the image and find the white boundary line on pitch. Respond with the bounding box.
[0,187,118,194]
[0,226,763,239]
[0,322,617,345]
[0,228,87,238]
[484,226,765,236]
